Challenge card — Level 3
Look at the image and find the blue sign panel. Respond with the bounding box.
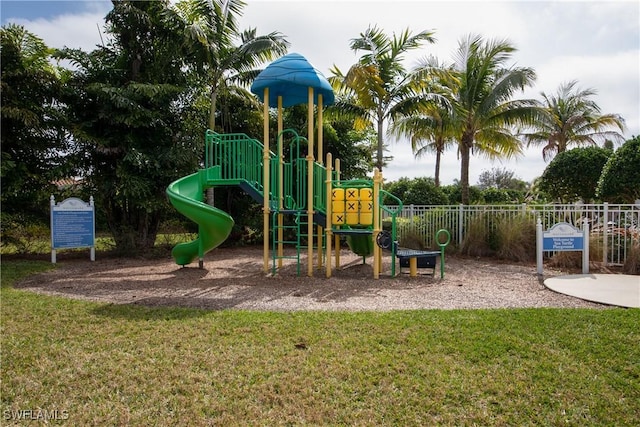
[543,236,584,251]
[542,222,584,252]
[52,209,95,249]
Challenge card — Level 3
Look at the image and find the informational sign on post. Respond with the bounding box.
[50,195,95,263]
[536,219,589,275]
[542,222,584,251]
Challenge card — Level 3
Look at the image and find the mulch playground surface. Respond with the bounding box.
[14,247,610,311]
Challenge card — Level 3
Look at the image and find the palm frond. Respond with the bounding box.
[520,79,626,158]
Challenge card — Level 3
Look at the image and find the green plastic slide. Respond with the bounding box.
[166,172,234,266]
[346,234,374,257]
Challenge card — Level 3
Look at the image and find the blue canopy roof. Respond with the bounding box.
[250,53,335,108]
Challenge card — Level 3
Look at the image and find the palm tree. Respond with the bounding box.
[449,34,538,204]
[388,103,457,187]
[388,56,457,187]
[168,0,289,130]
[329,26,436,171]
[522,80,625,161]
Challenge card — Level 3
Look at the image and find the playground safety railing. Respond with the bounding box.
[205,130,275,188]
[205,129,337,216]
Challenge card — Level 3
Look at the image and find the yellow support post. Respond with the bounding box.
[262,88,270,273]
[307,87,314,277]
[325,152,332,278]
[409,258,418,277]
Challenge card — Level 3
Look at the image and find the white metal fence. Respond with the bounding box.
[383,203,640,266]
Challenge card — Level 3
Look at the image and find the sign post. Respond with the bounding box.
[537,218,589,275]
[50,195,95,263]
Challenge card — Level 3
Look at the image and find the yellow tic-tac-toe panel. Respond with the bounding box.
[346,188,359,201]
[359,188,372,201]
[359,212,373,225]
[346,212,359,225]
[331,188,345,226]
[345,196,359,225]
[359,200,373,224]
[332,212,345,225]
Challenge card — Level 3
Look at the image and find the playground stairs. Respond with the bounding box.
[271,209,305,275]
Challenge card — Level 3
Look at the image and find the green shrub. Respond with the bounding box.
[442,184,483,204]
[460,214,493,257]
[459,213,536,261]
[540,146,611,202]
[494,215,536,262]
[597,136,640,203]
[623,237,640,274]
[481,188,525,204]
[398,228,426,250]
[0,214,50,254]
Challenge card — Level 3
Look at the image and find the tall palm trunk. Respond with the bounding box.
[460,137,472,204]
[434,148,442,187]
[209,88,218,130]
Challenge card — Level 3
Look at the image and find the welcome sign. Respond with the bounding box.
[537,219,589,275]
[543,222,584,251]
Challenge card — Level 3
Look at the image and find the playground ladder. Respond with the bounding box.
[271,209,304,275]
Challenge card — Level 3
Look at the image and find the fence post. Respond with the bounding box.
[582,218,589,274]
[50,195,56,264]
[536,216,543,275]
[90,196,95,262]
[458,204,464,245]
[603,202,608,266]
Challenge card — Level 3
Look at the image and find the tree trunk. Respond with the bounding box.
[209,88,217,131]
[106,206,161,256]
[434,148,442,187]
[460,143,471,205]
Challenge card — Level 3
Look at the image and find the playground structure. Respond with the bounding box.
[166,52,408,278]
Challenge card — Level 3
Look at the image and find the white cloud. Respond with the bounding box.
[11,11,110,52]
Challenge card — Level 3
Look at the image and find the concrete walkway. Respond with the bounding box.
[544,274,640,308]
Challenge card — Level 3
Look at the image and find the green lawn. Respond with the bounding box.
[2,261,639,425]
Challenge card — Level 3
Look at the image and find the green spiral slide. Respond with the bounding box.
[166,171,234,266]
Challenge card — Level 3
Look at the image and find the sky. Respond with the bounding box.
[2,0,638,185]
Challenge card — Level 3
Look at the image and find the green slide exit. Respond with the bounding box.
[166,172,234,266]
[346,234,374,257]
